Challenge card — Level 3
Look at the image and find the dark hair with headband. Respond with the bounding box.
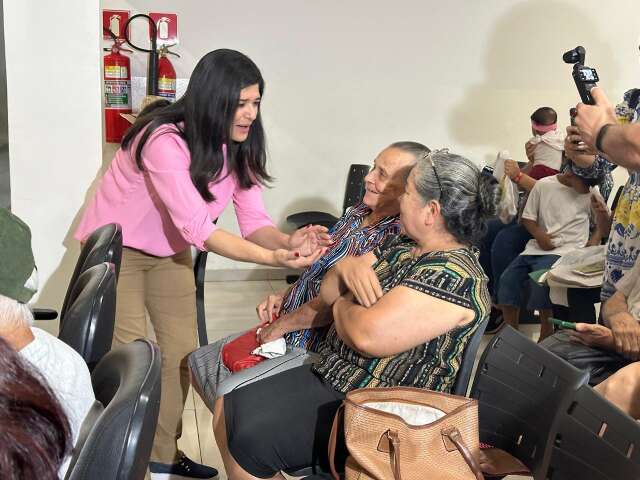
[530,107,557,126]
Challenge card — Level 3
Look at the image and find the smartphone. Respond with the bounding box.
[549,318,577,330]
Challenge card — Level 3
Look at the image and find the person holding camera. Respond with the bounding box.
[573,87,640,168]
[557,86,640,371]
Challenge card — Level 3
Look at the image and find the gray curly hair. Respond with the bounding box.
[412,150,500,245]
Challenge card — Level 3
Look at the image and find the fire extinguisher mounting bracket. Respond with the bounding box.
[122,13,159,96]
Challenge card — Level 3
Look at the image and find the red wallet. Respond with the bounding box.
[221,328,265,373]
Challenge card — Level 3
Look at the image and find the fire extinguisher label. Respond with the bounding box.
[158,77,176,99]
[105,65,128,79]
[105,80,131,108]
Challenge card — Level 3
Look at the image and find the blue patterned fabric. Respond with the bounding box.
[571,89,640,301]
[282,203,400,351]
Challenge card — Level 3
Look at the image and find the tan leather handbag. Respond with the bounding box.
[329,387,484,480]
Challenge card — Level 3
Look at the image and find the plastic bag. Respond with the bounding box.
[493,150,518,224]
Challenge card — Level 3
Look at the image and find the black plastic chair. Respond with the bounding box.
[546,384,640,480]
[66,339,161,480]
[451,317,489,396]
[287,164,369,229]
[470,326,590,479]
[58,262,117,371]
[34,223,122,321]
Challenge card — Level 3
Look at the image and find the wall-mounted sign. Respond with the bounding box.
[102,10,130,40]
[149,12,178,46]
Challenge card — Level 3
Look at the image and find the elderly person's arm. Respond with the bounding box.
[331,286,474,358]
[259,252,385,344]
[574,87,640,170]
[257,297,332,343]
[318,252,381,307]
[602,290,640,361]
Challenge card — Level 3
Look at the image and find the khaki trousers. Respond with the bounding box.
[114,247,198,463]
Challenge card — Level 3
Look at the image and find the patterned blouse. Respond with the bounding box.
[313,236,491,394]
[283,203,401,351]
[571,89,640,301]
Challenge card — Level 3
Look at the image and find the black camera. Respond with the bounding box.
[563,46,599,105]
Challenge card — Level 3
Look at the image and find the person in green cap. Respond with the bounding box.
[0,208,95,477]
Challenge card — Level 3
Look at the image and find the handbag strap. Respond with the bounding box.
[441,426,485,480]
[329,404,345,480]
[387,430,402,480]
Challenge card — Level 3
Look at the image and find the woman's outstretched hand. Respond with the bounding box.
[288,225,332,257]
[274,246,327,269]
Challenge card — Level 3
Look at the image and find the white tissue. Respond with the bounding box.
[252,338,287,359]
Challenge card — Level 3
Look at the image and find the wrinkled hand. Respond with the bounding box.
[256,293,283,325]
[609,312,640,361]
[525,141,536,162]
[256,318,285,344]
[504,159,521,181]
[288,225,332,257]
[591,193,612,234]
[335,256,382,307]
[575,87,617,149]
[569,323,615,350]
[274,247,327,269]
[564,126,598,166]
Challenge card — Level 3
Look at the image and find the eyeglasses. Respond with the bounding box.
[421,149,447,198]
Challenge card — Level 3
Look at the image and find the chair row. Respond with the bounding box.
[472,326,639,479]
[304,326,640,480]
[28,223,162,480]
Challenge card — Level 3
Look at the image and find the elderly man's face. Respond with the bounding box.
[362,147,415,214]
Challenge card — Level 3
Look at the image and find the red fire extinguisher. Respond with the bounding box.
[104,37,132,143]
[157,46,176,101]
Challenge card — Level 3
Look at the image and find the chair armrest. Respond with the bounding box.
[32,308,59,320]
[286,211,339,230]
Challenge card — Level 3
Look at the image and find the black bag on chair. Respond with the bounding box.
[540,330,629,386]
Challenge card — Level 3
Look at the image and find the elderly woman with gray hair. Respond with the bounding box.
[210,150,500,480]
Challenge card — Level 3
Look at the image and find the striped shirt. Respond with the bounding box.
[313,236,491,394]
[283,203,400,351]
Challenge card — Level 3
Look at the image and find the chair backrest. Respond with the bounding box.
[61,223,122,320]
[341,164,369,214]
[67,339,161,480]
[451,317,489,396]
[546,384,640,480]
[469,326,590,478]
[58,263,117,371]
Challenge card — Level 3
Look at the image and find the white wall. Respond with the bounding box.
[7,0,637,306]
[5,0,102,327]
[98,0,638,272]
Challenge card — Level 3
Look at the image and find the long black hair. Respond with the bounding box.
[122,49,271,202]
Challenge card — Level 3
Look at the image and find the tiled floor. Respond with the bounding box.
[178,279,535,480]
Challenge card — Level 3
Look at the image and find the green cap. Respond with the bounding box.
[0,209,37,303]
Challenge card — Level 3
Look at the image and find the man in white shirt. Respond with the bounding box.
[0,208,95,477]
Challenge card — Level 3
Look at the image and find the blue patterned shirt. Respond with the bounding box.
[571,89,640,300]
[282,203,400,351]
